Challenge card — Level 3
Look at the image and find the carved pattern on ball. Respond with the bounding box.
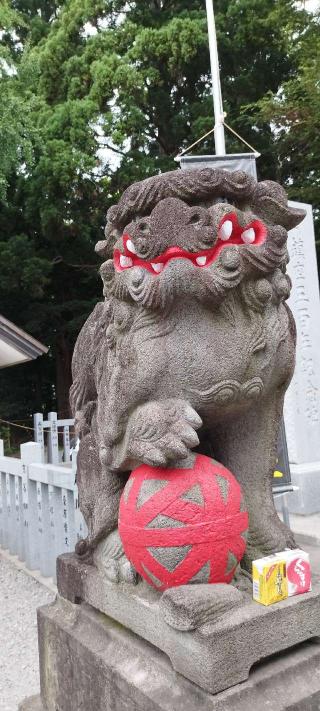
[118,454,249,591]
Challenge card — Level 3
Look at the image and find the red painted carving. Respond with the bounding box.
[114,213,267,274]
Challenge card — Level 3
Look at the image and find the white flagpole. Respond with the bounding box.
[205,0,226,156]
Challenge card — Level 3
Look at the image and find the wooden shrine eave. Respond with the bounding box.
[0,314,48,369]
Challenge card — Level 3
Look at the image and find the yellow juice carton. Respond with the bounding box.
[252,549,312,605]
[252,554,288,606]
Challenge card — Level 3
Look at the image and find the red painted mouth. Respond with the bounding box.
[114,212,267,275]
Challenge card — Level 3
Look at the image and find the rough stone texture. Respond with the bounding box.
[70,168,306,585]
[18,696,44,711]
[284,202,320,514]
[34,596,320,711]
[56,553,320,695]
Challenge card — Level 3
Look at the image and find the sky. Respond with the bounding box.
[302,0,319,10]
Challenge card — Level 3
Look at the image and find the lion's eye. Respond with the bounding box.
[139,221,149,233]
[189,213,202,225]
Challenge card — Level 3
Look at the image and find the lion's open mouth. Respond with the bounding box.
[114,212,267,275]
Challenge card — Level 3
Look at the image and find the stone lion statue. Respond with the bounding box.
[70,167,305,587]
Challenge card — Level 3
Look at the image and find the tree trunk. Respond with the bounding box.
[55,333,73,418]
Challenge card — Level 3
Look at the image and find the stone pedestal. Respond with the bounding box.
[284,202,320,514]
[20,596,320,711]
[54,553,320,696]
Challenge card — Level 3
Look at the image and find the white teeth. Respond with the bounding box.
[220,220,233,241]
[196,256,207,266]
[151,263,163,273]
[241,228,255,244]
[119,254,133,268]
[126,239,136,254]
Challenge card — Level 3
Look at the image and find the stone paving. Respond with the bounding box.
[0,552,54,711]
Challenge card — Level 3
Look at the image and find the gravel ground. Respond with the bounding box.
[0,553,55,711]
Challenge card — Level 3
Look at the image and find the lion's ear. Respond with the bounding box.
[95,239,110,258]
[95,219,122,260]
[252,181,306,229]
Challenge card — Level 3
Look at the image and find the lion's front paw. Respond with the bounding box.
[93,529,139,584]
[101,558,138,584]
[127,399,202,468]
[161,583,246,631]
[242,516,297,572]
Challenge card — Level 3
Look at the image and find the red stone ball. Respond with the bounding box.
[118,454,248,591]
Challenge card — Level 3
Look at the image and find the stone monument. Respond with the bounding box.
[21,168,320,711]
[284,202,320,514]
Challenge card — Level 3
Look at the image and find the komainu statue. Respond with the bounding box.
[70,167,305,587]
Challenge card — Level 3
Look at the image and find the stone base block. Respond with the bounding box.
[57,553,320,696]
[37,596,320,711]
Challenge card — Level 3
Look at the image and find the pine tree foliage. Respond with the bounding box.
[0,2,36,200]
[251,9,320,235]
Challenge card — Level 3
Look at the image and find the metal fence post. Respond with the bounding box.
[33,413,45,462]
[60,488,76,554]
[0,440,3,546]
[6,473,15,554]
[47,412,59,465]
[36,479,52,577]
[14,474,23,561]
[63,425,71,463]
[0,471,8,550]
[48,483,63,580]
[20,442,42,570]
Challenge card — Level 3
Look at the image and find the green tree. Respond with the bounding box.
[0,0,318,423]
[249,9,320,242]
[0,2,37,200]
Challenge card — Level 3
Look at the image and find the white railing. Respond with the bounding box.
[0,439,86,580]
[33,412,75,464]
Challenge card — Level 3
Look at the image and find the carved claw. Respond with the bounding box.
[160,584,247,631]
[93,530,139,584]
[101,558,138,584]
[126,399,202,468]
